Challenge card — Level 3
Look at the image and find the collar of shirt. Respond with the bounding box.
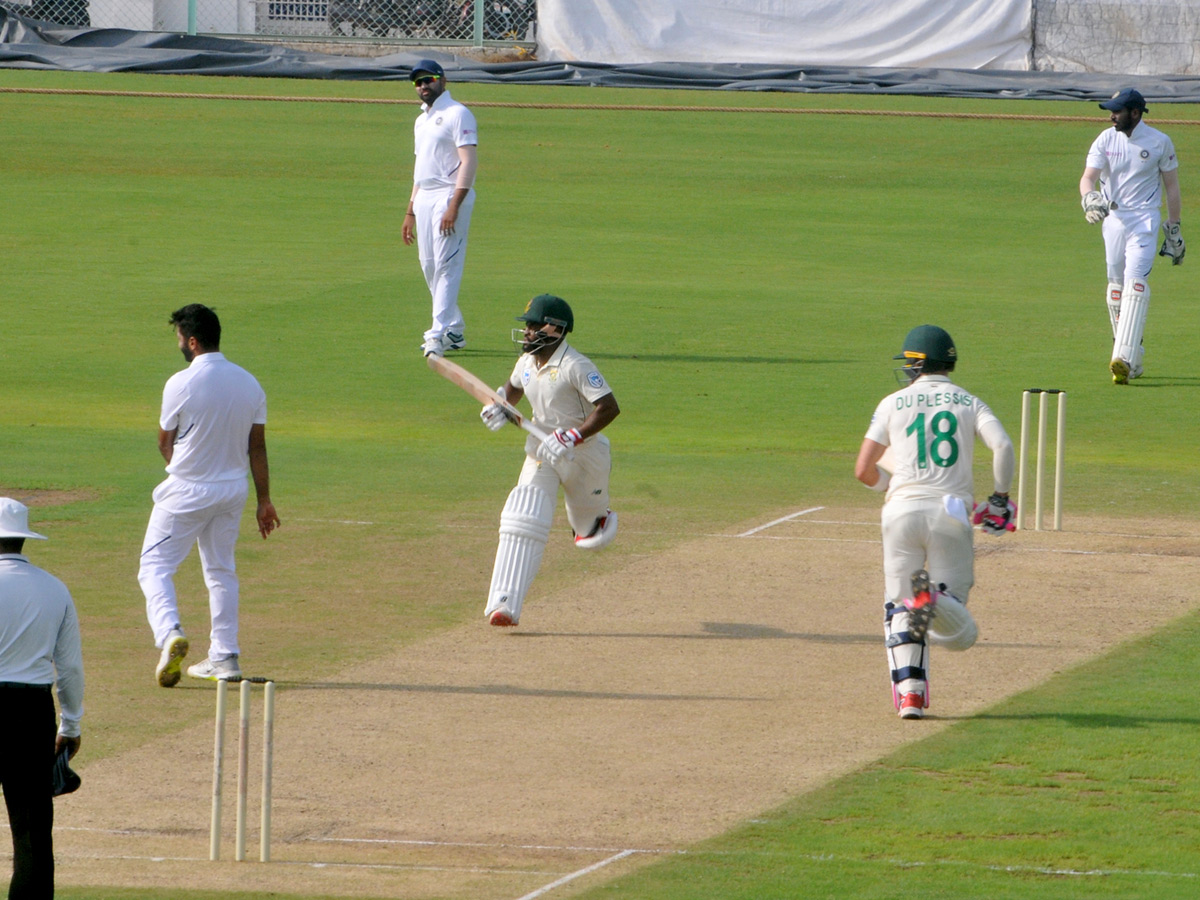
[916,374,952,384]
[190,351,227,367]
[535,340,570,371]
[421,90,454,115]
[0,553,29,562]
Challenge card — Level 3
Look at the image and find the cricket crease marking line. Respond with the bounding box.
[47,851,561,875]
[513,849,639,900]
[736,506,825,537]
[308,836,681,854]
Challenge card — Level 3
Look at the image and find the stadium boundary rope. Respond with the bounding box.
[4,85,1200,123]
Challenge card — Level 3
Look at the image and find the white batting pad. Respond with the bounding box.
[927,588,978,651]
[485,485,556,625]
[574,510,617,550]
[1113,279,1149,366]
[885,601,928,708]
[1106,283,1122,337]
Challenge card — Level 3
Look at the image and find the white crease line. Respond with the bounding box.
[308,836,677,854]
[736,506,826,537]
[47,851,560,875]
[514,849,638,900]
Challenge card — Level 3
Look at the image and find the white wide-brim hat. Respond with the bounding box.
[0,498,48,540]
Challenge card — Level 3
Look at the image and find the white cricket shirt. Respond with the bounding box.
[160,352,267,484]
[511,342,612,433]
[413,91,478,191]
[0,554,85,736]
[864,374,1003,504]
[1086,120,1178,212]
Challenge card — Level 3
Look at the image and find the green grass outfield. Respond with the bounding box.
[2,68,1199,898]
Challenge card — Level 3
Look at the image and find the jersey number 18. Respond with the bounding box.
[906,411,959,469]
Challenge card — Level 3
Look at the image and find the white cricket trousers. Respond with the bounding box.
[138,476,249,659]
[415,186,475,341]
[880,496,974,604]
[1103,208,1159,285]
[518,434,612,537]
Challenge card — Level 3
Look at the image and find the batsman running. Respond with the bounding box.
[1079,87,1184,384]
[478,294,620,627]
[854,325,1015,720]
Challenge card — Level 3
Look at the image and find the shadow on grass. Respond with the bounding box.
[944,711,1200,727]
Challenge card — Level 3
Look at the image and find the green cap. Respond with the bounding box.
[517,294,574,333]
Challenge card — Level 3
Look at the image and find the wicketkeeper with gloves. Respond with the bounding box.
[477,294,620,627]
[854,325,1014,720]
[1079,87,1183,385]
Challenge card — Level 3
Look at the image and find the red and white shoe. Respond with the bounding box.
[898,692,925,719]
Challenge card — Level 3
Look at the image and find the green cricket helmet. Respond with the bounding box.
[517,293,574,333]
[894,324,956,382]
[514,293,574,353]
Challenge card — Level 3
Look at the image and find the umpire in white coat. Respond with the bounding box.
[0,498,84,899]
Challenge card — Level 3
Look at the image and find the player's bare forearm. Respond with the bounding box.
[441,187,471,232]
[578,393,620,440]
[157,427,176,463]
[854,439,887,487]
[501,381,524,406]
[248,425,278,537]
[256,499,280,539]
[1163,169,1183,223]
[403,186,419,244]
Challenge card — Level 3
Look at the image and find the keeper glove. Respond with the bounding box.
[1159,221,1186,265]
[1082,191,1109,225]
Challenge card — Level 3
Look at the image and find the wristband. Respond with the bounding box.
[867,466,891,492]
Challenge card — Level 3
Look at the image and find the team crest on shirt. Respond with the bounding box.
[521,369,532,386]
[587,372,605,389]
[435,116,444,125]
[1140,149,1150,159]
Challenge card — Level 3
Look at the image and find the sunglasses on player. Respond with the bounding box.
[412,75,440,86]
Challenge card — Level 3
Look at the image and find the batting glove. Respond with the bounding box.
[1082,191,1108,225]
[537,428,581,464]
[1159,221,1186,265]
[480,403,509,432]
[972,493,1016,534]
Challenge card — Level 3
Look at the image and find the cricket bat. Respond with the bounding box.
[426,354,549,442]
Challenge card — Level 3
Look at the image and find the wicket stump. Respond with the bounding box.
[1017,389,1066,531]
[210,678,275,862]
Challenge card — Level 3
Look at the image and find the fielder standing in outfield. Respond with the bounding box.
[854,325,1014,720]
[139,304,280,687]
[402,58,479,358]
[1079,87,1184,385]
[0,498,84,899]
[478,294,620,627]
